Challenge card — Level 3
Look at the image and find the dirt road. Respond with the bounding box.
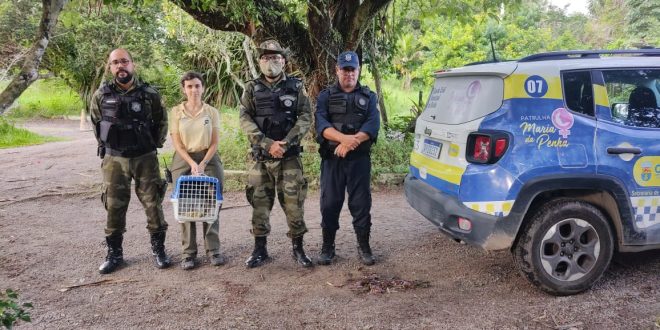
[1,119,658,329]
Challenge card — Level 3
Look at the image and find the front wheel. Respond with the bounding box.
[513,199,614,295]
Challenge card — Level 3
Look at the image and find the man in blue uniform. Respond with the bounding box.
[314,51,380,266]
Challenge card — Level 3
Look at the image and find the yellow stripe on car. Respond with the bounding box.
[410,152,465,185]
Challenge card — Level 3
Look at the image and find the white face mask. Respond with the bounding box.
[259,60,284,78]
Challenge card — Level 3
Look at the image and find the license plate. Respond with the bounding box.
[422,139,442,158]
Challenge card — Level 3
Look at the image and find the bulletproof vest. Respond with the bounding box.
[98,83,156,156]
[328,85,371,134]
[252,78,300,141]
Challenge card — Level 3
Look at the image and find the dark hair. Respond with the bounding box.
[180,71,205,87]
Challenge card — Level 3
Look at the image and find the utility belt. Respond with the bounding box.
[251,145,302,161]
[104,146,154,158]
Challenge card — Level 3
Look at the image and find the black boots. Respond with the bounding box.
[356,230,375,266]
[318,229,336,265]
[150,232,172,269]
[99,234,124,274]
[292,236,313,268]
[245,236,269,268]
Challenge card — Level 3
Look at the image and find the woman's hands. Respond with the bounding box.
[189,160,207,175]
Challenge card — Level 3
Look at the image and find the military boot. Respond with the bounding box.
[356,229,375,266]
[317,229,336,265]
[292,236,313,268]
[99,234,124,274]
[150,232,172,269]
[245,236,270,268]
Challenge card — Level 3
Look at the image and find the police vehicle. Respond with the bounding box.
[404,49,660,295]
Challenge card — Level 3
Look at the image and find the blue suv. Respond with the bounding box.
[404,49,660,295]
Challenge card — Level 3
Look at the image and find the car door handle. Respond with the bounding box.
[607,147,642,155]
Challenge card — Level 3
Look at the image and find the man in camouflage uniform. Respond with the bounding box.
[239,40,313,268]
[90,48,171,274]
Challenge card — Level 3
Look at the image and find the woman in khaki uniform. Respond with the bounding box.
[170,72,225,270]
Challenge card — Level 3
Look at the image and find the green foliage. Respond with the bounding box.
[217,108,250,171]
[625,0,660,46]
[0,289,33,329]
[1,79,82,119]
[0,0,40,78]
[0,117,61,148]
[371,132,414,177]
[44,0,172,110]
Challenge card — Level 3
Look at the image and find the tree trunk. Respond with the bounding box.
[367,44,388,128]
[0,0,68,115]
[173,0,392,101]
[242,35,259,80]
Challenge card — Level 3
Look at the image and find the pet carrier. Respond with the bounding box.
[170,175,223,223]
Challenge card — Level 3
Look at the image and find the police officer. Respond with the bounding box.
[239,40,313,268]
[90,48,171,274]
[315,51,380,266]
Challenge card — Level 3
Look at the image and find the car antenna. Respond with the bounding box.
[489,34,498,62]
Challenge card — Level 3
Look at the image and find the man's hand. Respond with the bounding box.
[268,141,287,158]
[340,134,360,150]
[334,144,352,158]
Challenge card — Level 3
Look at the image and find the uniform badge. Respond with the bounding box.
[280,95,296,107]
[358,98,367,106]
[131,102,142,112]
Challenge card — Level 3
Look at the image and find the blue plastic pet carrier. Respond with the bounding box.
[170,175,223,223]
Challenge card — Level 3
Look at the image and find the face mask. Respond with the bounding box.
[115,69,133,84]
[259,60,284,78]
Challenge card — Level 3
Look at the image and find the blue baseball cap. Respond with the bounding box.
[337,51,360,69]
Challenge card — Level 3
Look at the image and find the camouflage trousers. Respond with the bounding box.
[101,151,168,236]
[171,150,223,258]
[246,156,308,238]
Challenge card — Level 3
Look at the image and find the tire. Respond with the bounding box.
[512,199,614,295]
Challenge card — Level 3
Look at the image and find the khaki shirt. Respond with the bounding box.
[238,74,312,152]
[169,102,220,153]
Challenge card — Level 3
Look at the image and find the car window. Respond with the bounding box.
[562,71,594,116]
[421,76,503,125]
[603,69,660,128]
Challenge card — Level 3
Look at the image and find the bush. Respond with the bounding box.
[0,289,32,329]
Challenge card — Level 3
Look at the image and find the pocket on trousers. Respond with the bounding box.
[297,178,308,208]
[245,184,255,207]
[101,184,108,210]
[158,179,168,203]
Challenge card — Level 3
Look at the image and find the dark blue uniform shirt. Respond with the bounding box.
[315,82,380,144]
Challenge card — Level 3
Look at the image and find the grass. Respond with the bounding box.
[0,78,82,119]
[0,117,60,148]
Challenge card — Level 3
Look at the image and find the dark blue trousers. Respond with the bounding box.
[320,155,372,232]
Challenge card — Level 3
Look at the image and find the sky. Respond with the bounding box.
[548,0,590,15]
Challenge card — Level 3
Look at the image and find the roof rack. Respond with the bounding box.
[518,49,660,62]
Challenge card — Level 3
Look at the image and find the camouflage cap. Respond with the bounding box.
[257,39,287,57]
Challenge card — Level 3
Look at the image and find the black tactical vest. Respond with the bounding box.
[328,85,371,133]
[98,83,156,157]
[320,85,372,159]
[252,78,300,142]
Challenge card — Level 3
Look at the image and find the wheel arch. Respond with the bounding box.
[509,175,631,252]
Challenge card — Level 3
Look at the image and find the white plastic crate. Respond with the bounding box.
[170,175,223,223]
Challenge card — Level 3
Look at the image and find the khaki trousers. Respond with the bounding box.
[171,151,224,258]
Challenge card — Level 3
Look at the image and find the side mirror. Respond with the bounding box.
[611,103,629,121]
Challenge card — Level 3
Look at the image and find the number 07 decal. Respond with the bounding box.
[524,75,548,98]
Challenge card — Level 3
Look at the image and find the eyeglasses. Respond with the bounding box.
[110,58,131,66]
[260,54,283,61]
